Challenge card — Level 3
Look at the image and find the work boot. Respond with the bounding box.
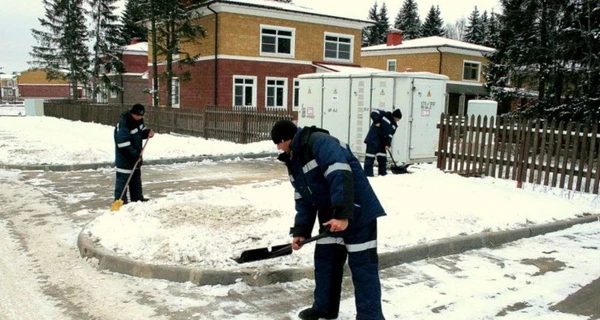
[141,197,150,202]
[298,307,337,320]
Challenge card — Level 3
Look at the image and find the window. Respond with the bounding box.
[292,79,300,111]
[233,76,257,108]
[463,61,481,81]
[265,77,288,109]
[324,33,353,62]
[171,77,180,108]
[261,25,294,57]
[110,88,117,99]
[387,59,397,72]
[96,84,108,103]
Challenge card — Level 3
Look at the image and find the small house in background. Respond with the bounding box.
[97,41,148,106]
[361,29,495,116]
[0,74,19,103]
[147,0,372,112]
[17,69,84,100]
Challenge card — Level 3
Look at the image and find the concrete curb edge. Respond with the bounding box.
[0,152,278,172]
[77,214,600,286]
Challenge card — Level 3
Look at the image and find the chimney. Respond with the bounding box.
[386,29,403,46]
[129,38,140,45]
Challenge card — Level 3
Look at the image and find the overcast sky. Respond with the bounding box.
[0,0,501,75]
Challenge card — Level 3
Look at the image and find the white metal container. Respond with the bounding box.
[467,99,498,122]
[298,71,448,164]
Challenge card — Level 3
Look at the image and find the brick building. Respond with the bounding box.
[147,0,372,112]
[97,41,148,106]
[361,30,495,116]
[17,69,81,100]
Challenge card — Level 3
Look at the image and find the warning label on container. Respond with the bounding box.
[421,101,435,117]
[302,106,315,119]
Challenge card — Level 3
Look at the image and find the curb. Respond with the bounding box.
[77,214,600,287]
[0,152,278,172]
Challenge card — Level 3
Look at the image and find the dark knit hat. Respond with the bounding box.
[271,120,297,144]
[392,108,402,120]
[131,103,145,116]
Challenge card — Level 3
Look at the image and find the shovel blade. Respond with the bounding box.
[391,164,410,174]
[110,199,124,212]
[233,244,292,264]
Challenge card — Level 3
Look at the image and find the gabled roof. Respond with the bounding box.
[122,42,148,56]
[312,62,384,74]
[201,0,373,28]
[362,36,495,56]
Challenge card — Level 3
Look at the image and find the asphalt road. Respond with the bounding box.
[0,159,598,320]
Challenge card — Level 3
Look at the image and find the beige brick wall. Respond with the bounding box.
[441,53,488,82]
[180,15,216,59]
[149,14,216,62]
[205,12,362,63]
[149,12,364,65]
[17,70,69,85]
[362,52,489,83]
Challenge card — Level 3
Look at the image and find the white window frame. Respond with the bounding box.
[96,84,108,103]
[265,77,288,110]
[150,77,160,107]
[110,87,117,99]
[171,77,180,108]
[463,60,481,82]
[292,78,300,111]
[260,25,295,58]
[233,75,257,109]
[387,59,397,72]
[323,32,354,63]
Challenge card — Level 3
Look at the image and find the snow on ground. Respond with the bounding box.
[1,116,599,272]
[0,116,276,165]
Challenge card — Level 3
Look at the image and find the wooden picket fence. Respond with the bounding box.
[44,101,293,144]
[436,113,600,194]
[203,106,293,143]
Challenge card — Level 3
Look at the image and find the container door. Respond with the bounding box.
[409,78,446,160]
[298,78,324,128]
[321,78,351,143]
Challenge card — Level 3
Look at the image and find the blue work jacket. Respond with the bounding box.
[279,126,386,238]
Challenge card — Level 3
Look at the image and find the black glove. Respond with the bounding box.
[277,152,291,163]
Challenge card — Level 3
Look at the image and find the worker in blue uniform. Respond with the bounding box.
[363,109,402,177]
[114,103,154,203]
[271,119,386,320]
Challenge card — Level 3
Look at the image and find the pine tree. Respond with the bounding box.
[463,6,484,44]
[483,10,500,48]
[377,3,391,44]
[30,0,90,101]
[151,0,206,108]
[120,0,148,45]
[421,5,444,37]
[486,0,600,122]
[362,2,380,46]
[88,0,125,100]
[394,0,421,39]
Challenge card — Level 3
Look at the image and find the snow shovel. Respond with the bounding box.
[387,149,410,174]
[110,139,149,212]
[233,227,331,264]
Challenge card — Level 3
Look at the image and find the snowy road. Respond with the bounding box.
[0,160,598,319]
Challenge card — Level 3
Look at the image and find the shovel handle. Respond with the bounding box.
[386,149,398,166]
[298,228,331,246]
[270,227,332,257]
